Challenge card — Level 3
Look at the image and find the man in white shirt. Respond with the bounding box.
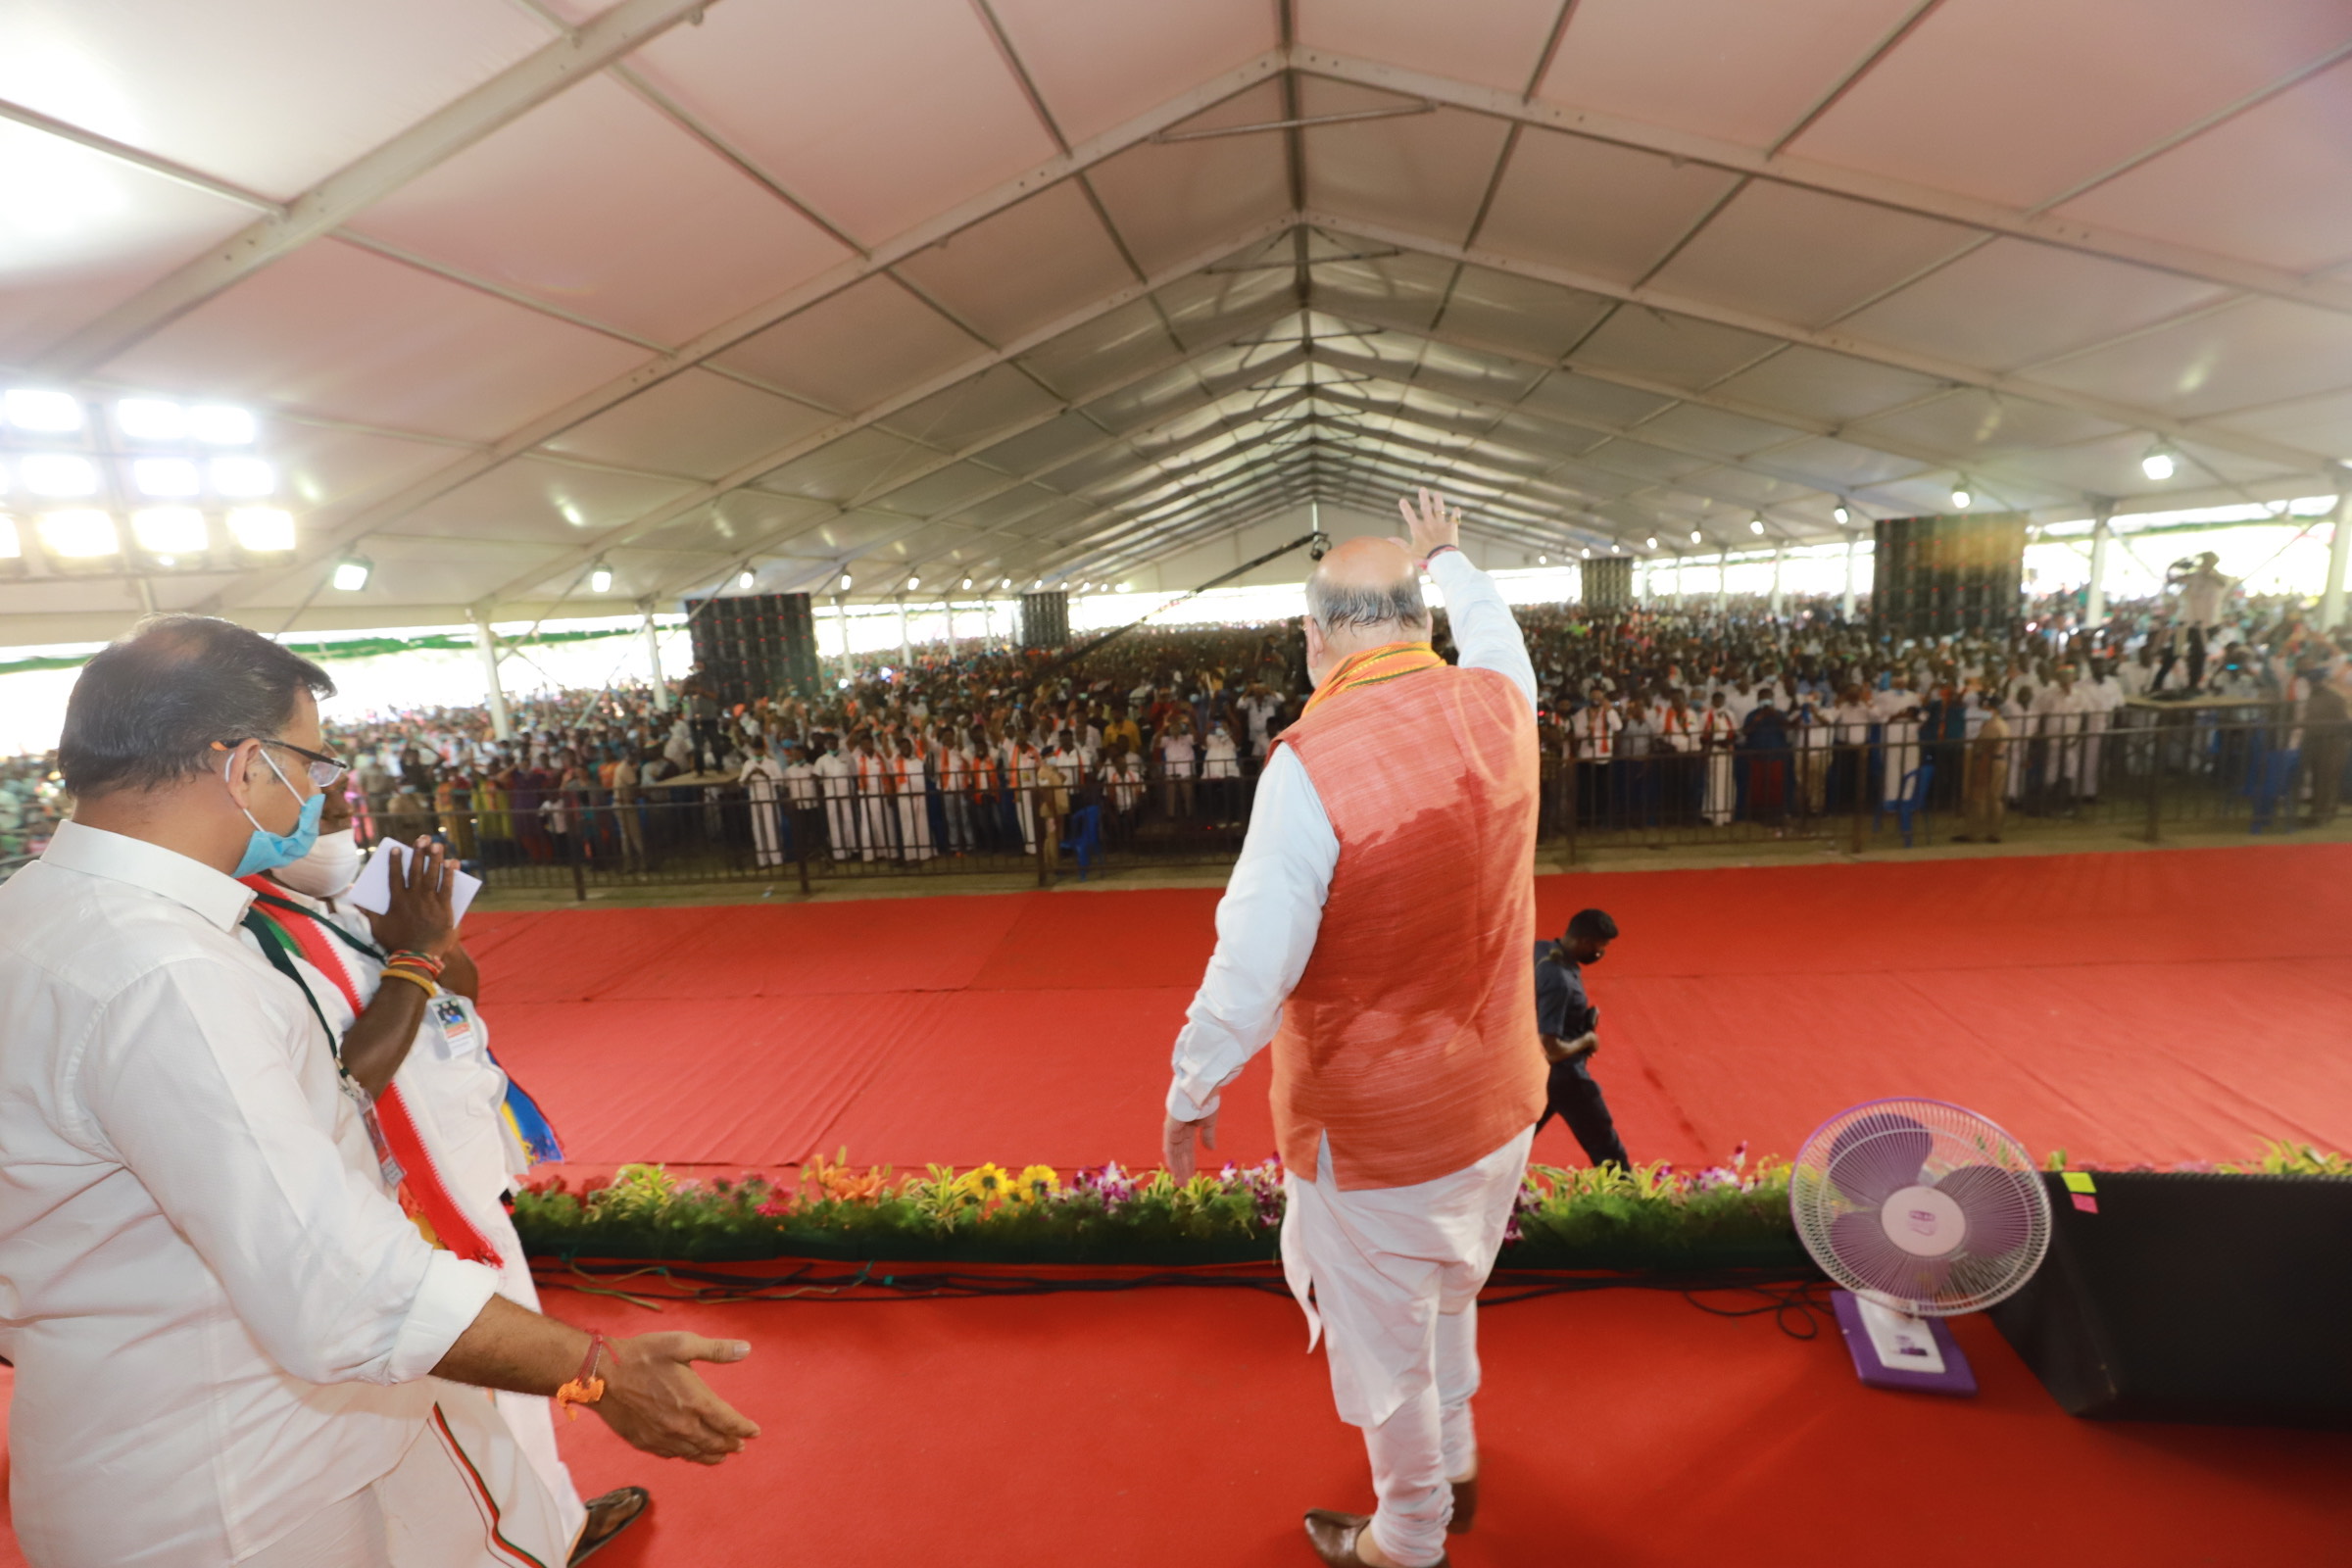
[0,616,758,1568]
[1161,492,1543,1568]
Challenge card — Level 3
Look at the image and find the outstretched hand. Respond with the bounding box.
[1162,1109,1218,1183]
[1393,487,1462,565]
[595,1332,760,1465]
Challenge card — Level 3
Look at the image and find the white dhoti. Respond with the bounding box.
[1701,751,1734,825]
[1280,1127,1532,1568]
[895,780,935,860]
[247,1394,577,1568]
[747,779,785,867]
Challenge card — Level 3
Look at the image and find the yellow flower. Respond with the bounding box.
[1011,1164,1060,1203]
[955,1162,1013,1202]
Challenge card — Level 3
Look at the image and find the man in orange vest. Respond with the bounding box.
[1162,490,1543,1568]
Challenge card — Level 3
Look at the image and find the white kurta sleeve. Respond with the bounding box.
[1428,549,1537,712]
[1165,746,1338,1120]
[77,955,499,1386]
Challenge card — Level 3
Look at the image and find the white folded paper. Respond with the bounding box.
[348,837,482,924]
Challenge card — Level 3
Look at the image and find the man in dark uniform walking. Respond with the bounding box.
[1533,908,1632,1169]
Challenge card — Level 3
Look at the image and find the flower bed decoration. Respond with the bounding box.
[514,1146,1810,1272]
[512,1140,2350,1274]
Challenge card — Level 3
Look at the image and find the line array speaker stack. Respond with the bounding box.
[683,592,820,705]
[1019,590,1068,649]
[1582,557,1633,609]
[1871,513,2026,638]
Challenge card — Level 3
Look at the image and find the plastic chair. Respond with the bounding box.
[1875,758,1936,847]
[1063,804,1104,880]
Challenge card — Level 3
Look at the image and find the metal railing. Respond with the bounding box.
[366,710,2347,899]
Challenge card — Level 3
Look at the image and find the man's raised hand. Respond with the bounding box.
[1393,487,1462,564]
[1162,1108,1218,1183]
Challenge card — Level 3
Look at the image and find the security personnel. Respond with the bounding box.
[1533,907,1632,1169]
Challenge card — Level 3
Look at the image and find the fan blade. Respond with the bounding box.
[1826,1111,1931,1207]
[1935,1164,2035,1258]
[1828,1211,1951,1301]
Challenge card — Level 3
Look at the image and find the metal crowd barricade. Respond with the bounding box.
[1544,701,2343,858]
[360,706,2345,900]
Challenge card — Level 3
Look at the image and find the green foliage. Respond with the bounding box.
[511,1140,2347,1271]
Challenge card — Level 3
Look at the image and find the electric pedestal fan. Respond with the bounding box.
[1791,1099,2052,1396]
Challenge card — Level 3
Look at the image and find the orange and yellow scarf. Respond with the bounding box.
[1299,640,1446,719]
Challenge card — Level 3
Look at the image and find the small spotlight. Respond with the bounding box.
[1580,547,1591,559]
[1118,582,1132,592]
[840,572,853,590]
[227,507,296,552]
[1833,504,1850,525]
[331,555,372,592]
[1645,536,1658,550]
[1950,482,1972,510]
[1690,528,1702,543]
[590,562,613,594]
[1749,516,1765,535]
[2140,444,2175,482]
[1000,577,1012,588]
[5,390,83,434]
[736,566,756,589]
[961,576,972,589]
[131,507,208,557]
[40,509,120,559]
[1538,554,1547,564]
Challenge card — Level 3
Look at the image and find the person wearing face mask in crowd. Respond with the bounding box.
[1532,909,1632,1171]
[0,616,759,1568]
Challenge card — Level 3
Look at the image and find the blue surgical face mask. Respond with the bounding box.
[226,746,325,877]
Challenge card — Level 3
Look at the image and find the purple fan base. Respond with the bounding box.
[1832,1291,1979,1396]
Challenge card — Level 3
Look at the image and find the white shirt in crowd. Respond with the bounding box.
[0,822,499,1567]
[1167,551,1537,1122]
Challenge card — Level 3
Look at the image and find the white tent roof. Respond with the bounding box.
[3,0,2347,641]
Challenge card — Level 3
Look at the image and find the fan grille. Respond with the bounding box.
[1790,1098,2052,1316]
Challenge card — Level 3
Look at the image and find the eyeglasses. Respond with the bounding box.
[228,736,350,790]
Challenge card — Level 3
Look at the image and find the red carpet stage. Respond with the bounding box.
[464,843,2352,1177]
[6,845,2351,1565]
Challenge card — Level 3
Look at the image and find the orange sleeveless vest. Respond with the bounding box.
[1270,662,1546,1190]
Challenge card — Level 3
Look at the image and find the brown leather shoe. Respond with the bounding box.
[1303,1509,1451,1567]
[1447,1475,1478,1535]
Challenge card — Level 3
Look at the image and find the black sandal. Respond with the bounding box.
[569,1486,650,1564]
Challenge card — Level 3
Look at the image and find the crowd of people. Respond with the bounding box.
[5,578,2347,878]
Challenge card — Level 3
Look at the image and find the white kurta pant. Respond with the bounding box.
[1281,1127,1533,1568]
[894,765,935,860]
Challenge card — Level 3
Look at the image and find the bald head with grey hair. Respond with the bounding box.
[1301,536,1432,685]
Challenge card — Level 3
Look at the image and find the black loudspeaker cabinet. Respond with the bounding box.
[1871,513,2026,639]
[1020,590,1069,649]
[1583,557,1633,609]
[1988,1171,2352,1429]
[683,592,820,705]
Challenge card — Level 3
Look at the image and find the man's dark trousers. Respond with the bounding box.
[1537,1057,1631,1168]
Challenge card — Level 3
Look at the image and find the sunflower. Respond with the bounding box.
[1011,1164,1060,1203]
[955,1162,1014,1202]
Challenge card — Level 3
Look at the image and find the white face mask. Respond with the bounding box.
[274,826,363,899]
